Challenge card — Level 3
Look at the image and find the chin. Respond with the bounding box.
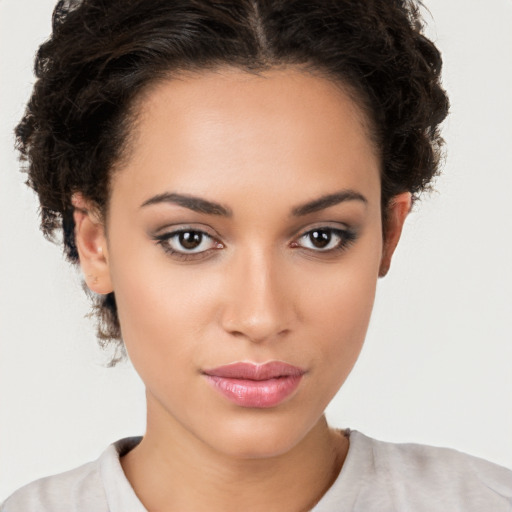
[200,411,322,460]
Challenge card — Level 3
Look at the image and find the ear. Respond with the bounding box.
[72,193,113,294]
[379,192,412,278]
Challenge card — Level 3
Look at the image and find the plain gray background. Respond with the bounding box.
[1,0,511,500]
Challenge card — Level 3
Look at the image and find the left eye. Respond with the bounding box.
[296,228,350,251]
[157,230,220,254]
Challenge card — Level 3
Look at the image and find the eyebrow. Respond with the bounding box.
[140,189,367,217]
[140,192,233,216]
[291,190,368,216]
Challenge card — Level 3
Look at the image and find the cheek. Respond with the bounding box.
[107,239,221,371]
[299,235,382,375]
[308,268,377,353]
[108,219,382,380]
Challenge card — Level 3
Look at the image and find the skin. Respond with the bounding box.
[73,67,411,512]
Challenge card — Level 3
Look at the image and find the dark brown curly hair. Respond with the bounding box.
[15,0,449,358]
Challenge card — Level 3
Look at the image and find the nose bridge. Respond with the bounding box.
[221,243,293,343]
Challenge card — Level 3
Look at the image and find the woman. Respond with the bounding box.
[1,0,511,510]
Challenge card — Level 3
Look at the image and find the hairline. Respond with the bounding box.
[101,62,383,233]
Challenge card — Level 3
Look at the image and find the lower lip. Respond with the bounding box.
[205,374,303,408]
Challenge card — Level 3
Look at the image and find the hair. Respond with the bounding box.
[16,0,449,360]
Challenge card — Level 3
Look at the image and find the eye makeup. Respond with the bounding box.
[151,223,359,263]
[152,228,224,262]
[292,226,358,254]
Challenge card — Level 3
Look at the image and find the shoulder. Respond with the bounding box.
[1,460,104,512]
[1,437,143,512]
[346,430,512,511]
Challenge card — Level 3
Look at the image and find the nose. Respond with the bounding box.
[219,247,296,344]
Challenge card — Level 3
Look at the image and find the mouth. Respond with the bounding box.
[202,361,305,408]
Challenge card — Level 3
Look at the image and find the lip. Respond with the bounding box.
[202,362,305,408]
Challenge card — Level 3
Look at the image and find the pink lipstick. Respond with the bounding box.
[202,361,305,408]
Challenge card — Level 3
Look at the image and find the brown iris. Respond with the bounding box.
[309,229,331,249]
[179,231,203,250]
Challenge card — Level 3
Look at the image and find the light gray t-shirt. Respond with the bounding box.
[2,430,511,511]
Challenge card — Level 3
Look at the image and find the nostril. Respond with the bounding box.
[224,322,291,344]
[218,256,296,342]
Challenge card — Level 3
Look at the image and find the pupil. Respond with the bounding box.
[179,231,202,250]
[310,230,331,248]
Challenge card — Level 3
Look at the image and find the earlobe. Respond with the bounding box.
[72,193,113,294]
[379,192,412,278]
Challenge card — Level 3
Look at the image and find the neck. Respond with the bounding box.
[121,398,348,512]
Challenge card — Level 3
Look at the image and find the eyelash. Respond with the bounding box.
[292,227,357,255]
[153,226,357,261]
[153,229,223,261]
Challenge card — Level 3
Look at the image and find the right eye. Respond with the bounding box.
[154,229,223,259]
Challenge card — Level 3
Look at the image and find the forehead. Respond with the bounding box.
[112,67,381,209]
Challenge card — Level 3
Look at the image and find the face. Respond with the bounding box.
[76,67,408,459]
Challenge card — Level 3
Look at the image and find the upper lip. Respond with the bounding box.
[202,361,305,381]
